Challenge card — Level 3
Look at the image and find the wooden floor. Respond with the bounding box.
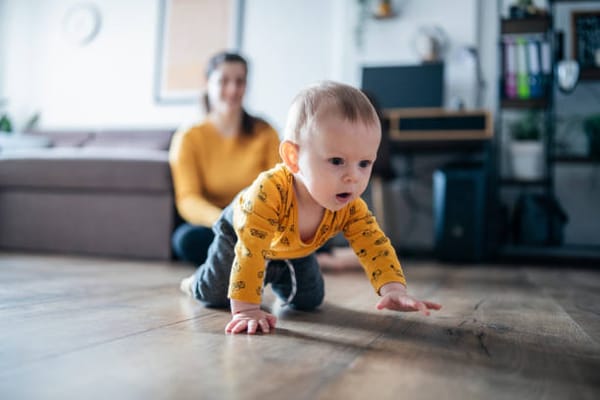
[0,252,598,400]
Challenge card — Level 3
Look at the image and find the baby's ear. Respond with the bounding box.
[279,140,299,173]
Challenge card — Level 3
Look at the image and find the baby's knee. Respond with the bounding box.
[194,285,230,309]
[289,288,324,311]
[201,298,230,309]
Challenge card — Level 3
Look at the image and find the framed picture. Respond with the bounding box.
[571,11,600,80]
[154,0,245,104]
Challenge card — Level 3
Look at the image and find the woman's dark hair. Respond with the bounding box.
[203,51,257,136]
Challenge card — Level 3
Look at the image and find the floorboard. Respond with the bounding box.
[0,253,598,400]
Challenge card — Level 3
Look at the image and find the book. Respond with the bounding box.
[504,38,518,99]
[516,38,530,99]
[527,40,543,98]
[540,40,552,94]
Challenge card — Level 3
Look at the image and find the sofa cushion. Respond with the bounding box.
[84,130,174,150]
[0,190,173,259]
[26,130,93,147]
[0,148,172,192]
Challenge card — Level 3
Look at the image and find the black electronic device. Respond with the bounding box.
[361,63,444,109]
[433,162,487,262]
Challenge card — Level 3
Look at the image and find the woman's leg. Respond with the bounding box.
[172,224,215,266]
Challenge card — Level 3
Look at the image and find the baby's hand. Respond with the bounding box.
[225,303,277,334]
[376,282,442,316]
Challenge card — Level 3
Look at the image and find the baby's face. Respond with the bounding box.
[295,116,380,211]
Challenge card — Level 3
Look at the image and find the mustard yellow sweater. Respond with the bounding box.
[229,164,406,304]
[169,120,281,226]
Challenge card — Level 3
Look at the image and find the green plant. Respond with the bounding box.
[0,98,12,134]
[0,114,13,134]
[511,112,542,141]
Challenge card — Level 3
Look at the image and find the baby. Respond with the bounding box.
[181,81,441,334]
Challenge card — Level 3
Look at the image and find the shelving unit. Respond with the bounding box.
[493,0,600,261]
[493,1,557,258]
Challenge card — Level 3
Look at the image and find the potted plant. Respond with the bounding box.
[509,111,544,180]
[584,114,600,160]
[509,0,545,19]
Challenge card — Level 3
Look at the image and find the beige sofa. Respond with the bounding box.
[0,129,176,260]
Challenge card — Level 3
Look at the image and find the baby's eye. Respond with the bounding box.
[329,158,344,166]
[359,160,372,168]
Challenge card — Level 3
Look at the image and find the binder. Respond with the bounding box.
[540,40,552,94]
[504,38,518,99]
[516,38,530,99]
[527,40,543,98]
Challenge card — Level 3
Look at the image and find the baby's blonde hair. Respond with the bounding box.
[283,81,380,143]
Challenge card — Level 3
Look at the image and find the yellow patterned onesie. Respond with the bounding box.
[228,163,406,304]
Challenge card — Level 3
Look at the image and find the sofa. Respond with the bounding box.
[0,129,177,260]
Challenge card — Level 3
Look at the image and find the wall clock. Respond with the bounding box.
[62,4,102,46]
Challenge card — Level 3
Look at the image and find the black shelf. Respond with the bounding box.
[580,68,600,80]
[500,178,551,186]
[552,155,600,164]
[501,17,551,34]
[500,98,549,109]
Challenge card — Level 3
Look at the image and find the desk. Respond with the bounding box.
[371,108,494,259]
[382,108,493,142]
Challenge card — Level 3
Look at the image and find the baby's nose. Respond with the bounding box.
[343,168,359,183]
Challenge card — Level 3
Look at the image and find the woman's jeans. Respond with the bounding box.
[189,205,325,311]
[172,224,215,266]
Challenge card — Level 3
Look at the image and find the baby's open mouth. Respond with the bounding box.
[336,192,351,201]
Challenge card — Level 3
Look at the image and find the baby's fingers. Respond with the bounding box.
[247,319,258,334]
[265,314,277,328]
[227,319,248,334]
[416,301,430,316]
[224,319,238,333]
[258,318,271,333]
[423,300,442,310]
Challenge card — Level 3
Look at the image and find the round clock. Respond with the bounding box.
[62,4,101,46]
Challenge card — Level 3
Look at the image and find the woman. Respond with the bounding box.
[169,51,281,266]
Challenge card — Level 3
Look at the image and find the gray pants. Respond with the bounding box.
[190,205,325,310]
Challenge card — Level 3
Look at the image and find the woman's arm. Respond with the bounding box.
[169,127,222,226]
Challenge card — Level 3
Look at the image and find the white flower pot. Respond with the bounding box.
[510,141,544,180]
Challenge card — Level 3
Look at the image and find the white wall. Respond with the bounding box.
[243,0,480,131]
[0,0,6,100]
[1,0,201,130]
[242,0,338,132]
[1,0,41,125]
